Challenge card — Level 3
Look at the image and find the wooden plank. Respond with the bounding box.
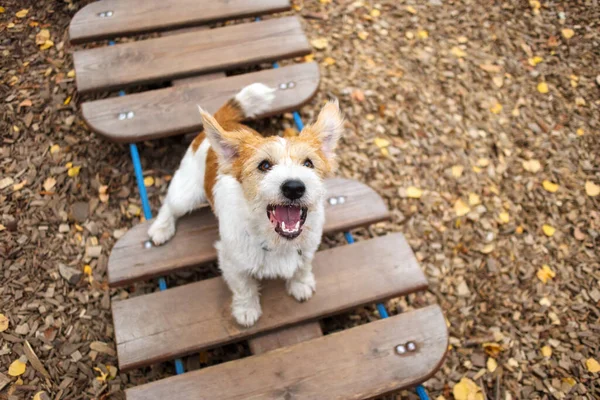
[73,17,310,93]
[108,178,389,287]
[113,232,427,371]
[126,305,448,400]
[81,62,320,142]
[69,0,290,44]
[248,322,323,355]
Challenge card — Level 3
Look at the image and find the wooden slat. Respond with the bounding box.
[113,232,427,371]
[70,0,290,44]
[73,17,310,93]
[248,322,323,355]
[126,305,448,400]
[81,63,320,142]
[108,178,389,287]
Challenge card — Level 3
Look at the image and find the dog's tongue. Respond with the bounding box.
[274,205,302,225]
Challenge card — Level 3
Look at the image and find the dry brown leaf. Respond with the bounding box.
[43,177,56,191]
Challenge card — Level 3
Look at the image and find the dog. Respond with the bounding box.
[148,83,343,327]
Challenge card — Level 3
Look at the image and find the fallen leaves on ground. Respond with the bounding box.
[585,181,600,197]
[406,186,423,199]
[453,377,484,400]
[537,265,556,283]
[15,8,28,18]
[522,159,541,173]
[310,38,328,50]
[487,357,498,372]
[0,314,8,332]
[454,199,470,217]
[542,224,556,237]
[586,358,600,373]
[561,28,575,39]
[67,166,81,177]
[537,82,549,94]
[542,180,559,193]
[8,360,26,376]
[541,346,552,357]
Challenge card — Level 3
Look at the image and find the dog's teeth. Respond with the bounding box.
[282,221,286,231]
[295,221,300,230]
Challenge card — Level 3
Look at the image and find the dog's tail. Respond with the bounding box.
[211,83,277,130]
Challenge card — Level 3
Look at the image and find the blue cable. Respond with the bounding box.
[109,40,185,376]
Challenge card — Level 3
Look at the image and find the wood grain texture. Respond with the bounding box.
[113,233,428,371]
[70,0,290,44]
[248,322,323,355]
[81,62,320,142]
[107,178,389,287]
[126,305,448,400]
[73,17,310,93]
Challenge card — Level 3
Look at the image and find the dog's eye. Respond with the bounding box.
[258,160,272,172]
[303,158,314,169]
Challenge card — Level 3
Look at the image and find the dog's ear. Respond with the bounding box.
[198,106,241,163]
[303,99,344,160]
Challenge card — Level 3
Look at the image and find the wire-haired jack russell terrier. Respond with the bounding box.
[148,83,344,327]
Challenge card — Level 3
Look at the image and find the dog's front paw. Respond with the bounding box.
[287,275,316,302]
[232,300,262,327]
[148,218,175,246]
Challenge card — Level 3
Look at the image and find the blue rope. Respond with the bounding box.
[109,40,185,376]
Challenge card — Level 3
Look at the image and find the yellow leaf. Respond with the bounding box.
[374,137,390,148]
[319,0,331,3]
[490,102,503,114]
[476,158,490,167]
[498,211,510,224]
[542,180,559,193]
[487,357,498,372]
[144,176,155,187]
[451,46,467,58]
[7,22,15,28]
[357,31,369,40]
[537,81,549,94]
[417,30,429,39]
[570,74,579,88]
[406,187,423,199]
[94,367,109,382]
[67,69,76,78]
[42,177,56,191]
[454,199,470,217]
[482,342,503,357]
[65,162,72,168]
[0,6,5,13]
[380,147,389,157]
[68,166,81,177]
[405,5,417,14]
[542,224,555,237]
[292,4,302,11]
[40,40,54,50]
[492,76,504,88]
[536,264,556,283]
[529,0,540,12]
[35,29,50,45]
[528,56,543,66]
[12,180,26,191]
[370,9,380,17]
[8,359,26,376]
[480,243,495,254]
[50,144,60,154]
[33,392,48,400]
[522,159,541,173]
[452,377,484,400]
[586,358,600,373]
[576,128,584,136]
[15,8,28,18]
[541,345,552,357]
[323,57,336,66]
[310,38,328,50]
[83,265,92,276]
[63,96,71,105]
[468,193,481,206]
[516,225,524,234]
[585,181,600,197]
[561,28,574,39]
[562,377,577,387]
[451,165,464,178]
[0,313,8,332]
[575,97,586,106]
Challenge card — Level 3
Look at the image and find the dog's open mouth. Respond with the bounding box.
[267,205,308,239]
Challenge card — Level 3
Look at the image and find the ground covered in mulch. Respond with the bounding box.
[1,0,599,399]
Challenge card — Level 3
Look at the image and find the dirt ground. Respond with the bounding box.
[1,0,599,399]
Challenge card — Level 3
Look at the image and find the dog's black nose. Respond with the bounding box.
[281,180,306,200]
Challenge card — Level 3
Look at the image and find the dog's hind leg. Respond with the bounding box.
[148,140,209,245]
